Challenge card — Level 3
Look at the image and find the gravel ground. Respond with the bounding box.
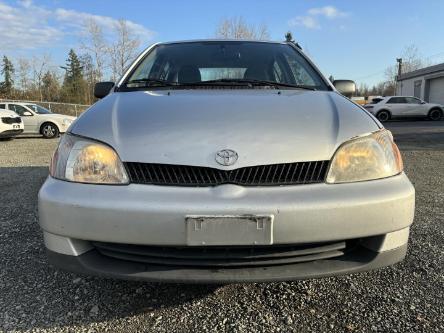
[0,123,443,333]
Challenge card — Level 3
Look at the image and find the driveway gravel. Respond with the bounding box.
[0,122,443,333]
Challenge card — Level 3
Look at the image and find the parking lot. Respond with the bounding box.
[0,120,443,333]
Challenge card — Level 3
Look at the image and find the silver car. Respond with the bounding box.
[38,40,415,283]
[364,96,443,122]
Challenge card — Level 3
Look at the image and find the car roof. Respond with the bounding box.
[5,102,36,106]
[157,39,289,46]
[384,96,418,98]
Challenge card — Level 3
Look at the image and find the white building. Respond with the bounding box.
[396,63,444,105]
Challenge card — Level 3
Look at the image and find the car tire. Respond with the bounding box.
[428,108,443,121]
[41,123,59,139]
[376,110,390,122]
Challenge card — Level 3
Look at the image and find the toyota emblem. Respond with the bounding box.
[215,149,238,166]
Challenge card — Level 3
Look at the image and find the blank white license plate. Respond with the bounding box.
[185,215,273,246]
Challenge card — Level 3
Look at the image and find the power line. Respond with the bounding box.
[352,49,444,82]
[425,51,444,60]
[353,70,386,80]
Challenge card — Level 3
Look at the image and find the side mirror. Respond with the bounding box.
[94,82,115,99]
[333,80,356,98]
[421,101,426,104]
[23,111,33,116]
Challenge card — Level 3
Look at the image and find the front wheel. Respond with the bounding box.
[428,108,443,121]
[41,123,59,139]
[376,110,390,122]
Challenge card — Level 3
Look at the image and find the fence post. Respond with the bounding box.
[75,105,78,117]
[48,103,52,112]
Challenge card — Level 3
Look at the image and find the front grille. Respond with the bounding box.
[93,241,351,268]
[1,117,21,124]
[124,161,329,186]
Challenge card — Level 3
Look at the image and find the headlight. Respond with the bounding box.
[63,118,73,126]
[326,129,403,184]
[50,134,128,184]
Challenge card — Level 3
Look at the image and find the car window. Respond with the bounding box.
[10,104,31,116]
[282,53,316,86]
[0,104,6,109]
[26,105,38,112]
[387,97,407,104]
[370,98,383,104]
[272,61,284,82]
[405,97,421,104]
[199,68,247,81]
[151,59,173,81]
[124,42,328,90]
[133,48,157,78]
[26,104,52,114]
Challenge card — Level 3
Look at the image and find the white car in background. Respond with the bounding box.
[364,96,443,122]
[0,108,24,139]
[0,102,76,138]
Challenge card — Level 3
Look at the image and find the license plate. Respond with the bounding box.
[13,125,20,129]
[186,215,273,246]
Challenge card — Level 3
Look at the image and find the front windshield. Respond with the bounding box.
[26,104,52,114]
[123,41,329,90]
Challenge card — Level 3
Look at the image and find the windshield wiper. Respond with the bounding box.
[124,78,316,90]
[182,79,316,90]
[125,78,178,87]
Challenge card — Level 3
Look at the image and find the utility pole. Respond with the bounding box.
[396,58,403,95]
[396,58,403,77]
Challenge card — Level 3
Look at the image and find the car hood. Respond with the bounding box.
[1,110,20,118]
[42,114,76,120]
[71,90,380,169]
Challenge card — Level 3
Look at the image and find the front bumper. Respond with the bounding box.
[0,129,24,138]
[60,123,70,133]
[45,241,408,283]
[38,173,415,282]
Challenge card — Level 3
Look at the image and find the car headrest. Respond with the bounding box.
[178,66,201,83]
[244,66,270,81]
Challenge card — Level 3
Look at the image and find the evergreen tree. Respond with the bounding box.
[0,56,15,97]
[42,71,60,102]
[63,50,83,82]
[61,49,87,103]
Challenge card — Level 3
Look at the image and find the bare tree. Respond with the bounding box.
[356,82,369,96]
[17,58,31,99]
[31,54,51,102]
[215,17,269,40]
[400,44,431,73]
[109,19,141,81]
[381,44,432,96]
[80,18,107,82]
[385,44,430,85]
[79,53,95,104]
